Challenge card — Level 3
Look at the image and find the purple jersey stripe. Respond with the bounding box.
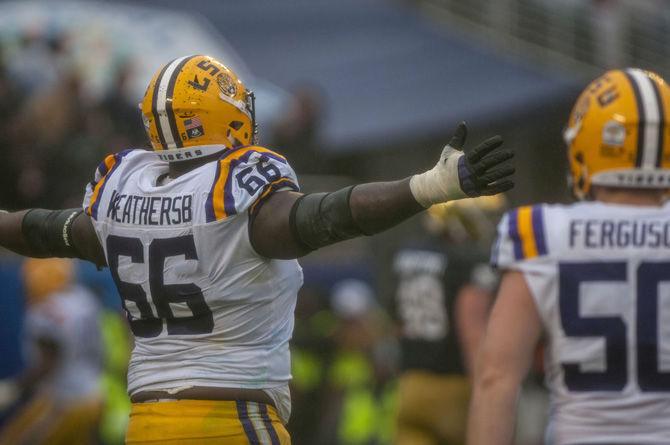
[268,178,299,192]
[91,149,132,220]
[223,158,241,217]
[259,404,280,445]
[531,205,548,256]
[96,160,109,178]
[249,178,300,217]
[236,401,260,445]
[261,151,288,165]
[507,209,523,260]
[205,159,223,223]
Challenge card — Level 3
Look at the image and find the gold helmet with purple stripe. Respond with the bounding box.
[140,55,257,162]
[564,68,670,199]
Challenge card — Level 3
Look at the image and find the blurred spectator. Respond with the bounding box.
[12,68,90,206]
[6,29,70,96]
[389,196,504,445]
[97,58,147,150]
[316,280,398,445]
[0,47,25,210]
[289,285,336,445]
[0,258,103,445]
[0,27,147,210]
[270,84,325,174]
[76,261,132,445]
[97,307,132,445]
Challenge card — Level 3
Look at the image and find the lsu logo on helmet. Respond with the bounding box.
[564,68,670,199]
[140,55,257,161]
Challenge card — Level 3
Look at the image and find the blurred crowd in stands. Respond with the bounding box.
[0,29,146,211]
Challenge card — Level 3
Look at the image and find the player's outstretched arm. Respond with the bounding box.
[466,271,541,445]
[251,122,514,259]
[0,209,106,266]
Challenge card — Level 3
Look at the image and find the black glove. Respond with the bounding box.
[449,122,515,197]
[409,121,515,207]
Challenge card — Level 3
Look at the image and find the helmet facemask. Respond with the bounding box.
[245,90,258,145]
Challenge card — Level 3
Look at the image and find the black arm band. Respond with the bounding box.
[289,185,366,251]
[22,209,84,258]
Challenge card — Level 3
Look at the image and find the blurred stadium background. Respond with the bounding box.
[0,0,666,444]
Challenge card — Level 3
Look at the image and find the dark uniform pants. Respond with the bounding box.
[395,371,470,445]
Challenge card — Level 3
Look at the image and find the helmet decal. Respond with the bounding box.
[602,120,626,147]
[183,116,205,140]
[217,73,238,98]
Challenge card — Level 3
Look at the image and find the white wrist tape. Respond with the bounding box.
[409,145,467,208]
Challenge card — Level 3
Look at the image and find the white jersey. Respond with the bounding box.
[493,201,670,445]
[25,285,102,401]
[82,146,303,396]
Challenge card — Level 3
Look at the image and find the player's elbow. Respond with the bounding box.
[472,361,520,398]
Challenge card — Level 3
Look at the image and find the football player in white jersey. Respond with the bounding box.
[0,55,514,444]
[467,68,670,445]
[0,258,103,445]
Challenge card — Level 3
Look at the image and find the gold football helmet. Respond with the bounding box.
[140,55,257,161]
[564,68,670,199]
[22,258,74,305]
[425,194,507,244]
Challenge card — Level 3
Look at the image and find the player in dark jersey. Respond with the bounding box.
[392,197,502,445]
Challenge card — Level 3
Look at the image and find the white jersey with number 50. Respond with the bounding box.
[493,201,670,444]
[82,146,303,396]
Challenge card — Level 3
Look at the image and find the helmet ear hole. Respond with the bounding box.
[229,121,244,130]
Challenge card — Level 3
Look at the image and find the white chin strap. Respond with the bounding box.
[153,144,229,162]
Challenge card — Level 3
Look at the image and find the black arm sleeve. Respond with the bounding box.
[21,209,84,258]
[289,185,369,251]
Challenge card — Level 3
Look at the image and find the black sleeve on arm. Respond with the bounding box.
[21,209,84,258]
[289,185,370,251]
